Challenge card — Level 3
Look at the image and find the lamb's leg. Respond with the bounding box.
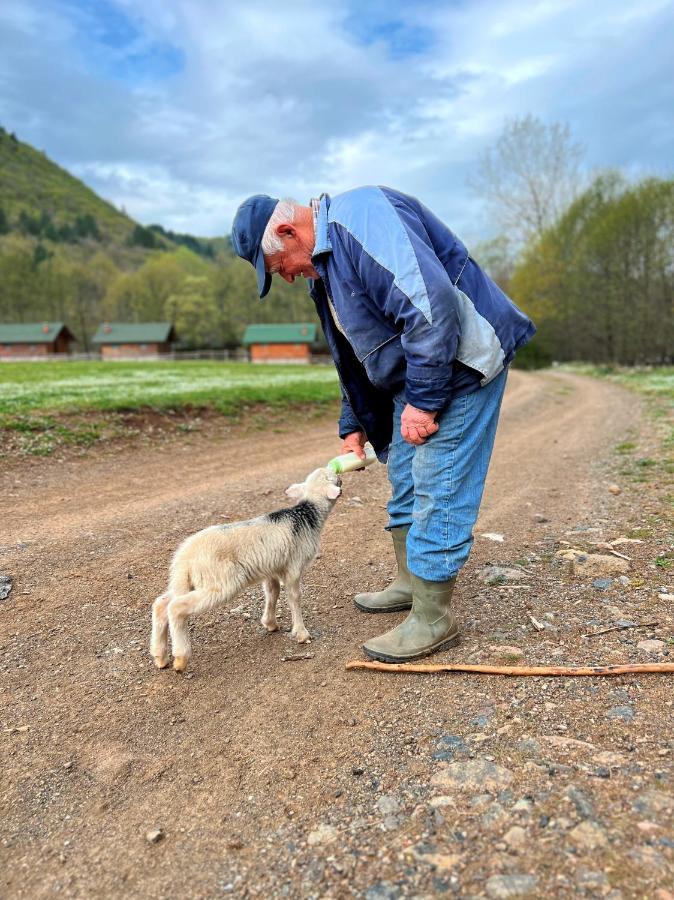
[285,577,310,644]
[261,577,281,632]
[167,588,225,672]
[150,592,172,668]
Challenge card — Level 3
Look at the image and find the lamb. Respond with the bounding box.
[150,466,342,672]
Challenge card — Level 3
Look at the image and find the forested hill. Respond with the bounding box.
[0,126,136,244]
[0,126,222,258]
[0,128,317,349]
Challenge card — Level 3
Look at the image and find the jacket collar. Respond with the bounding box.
[311,193,332,259]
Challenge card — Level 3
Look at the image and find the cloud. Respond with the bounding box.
[0,0,672,243]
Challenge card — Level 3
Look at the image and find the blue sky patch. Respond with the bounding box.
[58,0,184,84]
[342,3,435,59]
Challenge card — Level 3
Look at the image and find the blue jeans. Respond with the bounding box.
[386,368,508,581]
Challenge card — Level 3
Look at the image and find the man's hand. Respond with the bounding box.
[401,404,439,446]
[342,430,367,460]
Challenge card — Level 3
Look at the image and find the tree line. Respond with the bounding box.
[0,237,318,351]
[1,115,671,363]
[470,116,673,367]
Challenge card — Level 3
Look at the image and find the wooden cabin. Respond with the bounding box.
[91,323,177,359]
[242,323,317,364]
[0,323,75,358]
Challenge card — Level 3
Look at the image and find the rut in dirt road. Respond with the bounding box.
[3,369,671,900]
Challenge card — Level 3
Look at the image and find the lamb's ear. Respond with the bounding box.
[285,483,305,500]
[326,483,341,500]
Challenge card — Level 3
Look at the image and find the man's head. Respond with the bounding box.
[231,196,318,298]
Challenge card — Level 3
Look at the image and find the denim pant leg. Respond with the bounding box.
[386,391,415,529]
[405,369,508,582]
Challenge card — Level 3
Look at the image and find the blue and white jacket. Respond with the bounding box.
[308,187,535,459]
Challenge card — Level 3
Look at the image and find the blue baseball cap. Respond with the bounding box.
[231,194,279,298]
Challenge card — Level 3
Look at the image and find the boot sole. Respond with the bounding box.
[353,599,413,614]
[363,634,460,664]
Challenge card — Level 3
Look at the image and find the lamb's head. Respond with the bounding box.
[285,467,342,503]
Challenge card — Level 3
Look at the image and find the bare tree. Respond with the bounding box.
[470,115,585,248]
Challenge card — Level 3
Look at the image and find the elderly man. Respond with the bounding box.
[232,187,535,662]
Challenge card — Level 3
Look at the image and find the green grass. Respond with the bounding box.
[0,360,341,416]
[0,360,342,455]
[565,364,674,400]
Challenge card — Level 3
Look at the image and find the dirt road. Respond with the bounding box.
[1,370,672,899]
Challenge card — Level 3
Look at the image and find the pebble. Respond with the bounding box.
[592,578,613,590]
[608,484,621,495]
[636,820,660,833]
[479,566,524,584]
[555,549,629,575]
[606,706,634,722]
[481,803,507,828]
[575,869,611,893]
[145,828,164,844]
[431,759,513,792]
[503,825,527,850]
[517,739,541,756]
[631,789,674,818]
[485,874,539,898]
[433,734,469,761]
[636,639,664,653]
[566,787,595,820]
[376,795,400,816]
[512,799,533,815]
[410,846,462,870]
[0,575,12,601]
[307,824,338,846]
[568,821,608,850]
[365,881,401,900]
[429,795,455,809]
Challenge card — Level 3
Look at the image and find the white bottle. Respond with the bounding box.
[327,444,378,474]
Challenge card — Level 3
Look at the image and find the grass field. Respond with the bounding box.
[567,364,674,399]
[0,360,341,415]
[3,360,671,458]
[0,360,341,455]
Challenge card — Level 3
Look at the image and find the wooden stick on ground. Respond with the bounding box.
[345,660,674,677]
[583,620,658,638]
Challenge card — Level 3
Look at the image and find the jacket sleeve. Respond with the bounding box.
[333,208,462,412]
[338,386,363,438]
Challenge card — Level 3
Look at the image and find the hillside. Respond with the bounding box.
[0,127,224,260]
[0,126,137,244]
[0,128,318,349]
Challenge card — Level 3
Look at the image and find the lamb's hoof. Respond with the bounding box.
[293,629,311,644]
[262,621,280,633]
[173,656,189,673]
[153,654,169,669]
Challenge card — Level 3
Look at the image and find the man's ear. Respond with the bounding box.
[275,223,296,239]
[285,483,305,500]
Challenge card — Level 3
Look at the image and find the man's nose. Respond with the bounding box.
[281,272,295,283]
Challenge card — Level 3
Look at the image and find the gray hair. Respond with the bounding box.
[261,198,298,255]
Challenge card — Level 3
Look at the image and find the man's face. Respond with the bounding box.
[264,221,319,284]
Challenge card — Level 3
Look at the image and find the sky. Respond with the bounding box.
[1,0,672,244]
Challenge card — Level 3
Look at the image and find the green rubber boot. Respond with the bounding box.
[354,526,413,613]
[362,573,460,662]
